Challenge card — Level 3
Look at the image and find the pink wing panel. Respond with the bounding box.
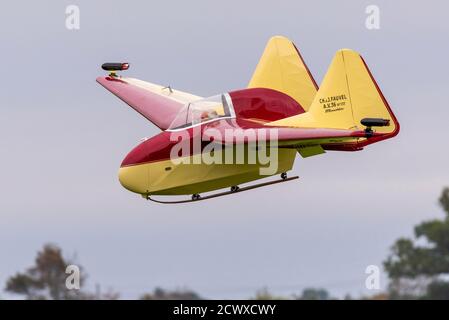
[97,76,184,130]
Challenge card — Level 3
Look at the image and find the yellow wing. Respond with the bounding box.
[248,36,318,111]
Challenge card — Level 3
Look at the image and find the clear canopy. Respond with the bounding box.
[168,94,234,130]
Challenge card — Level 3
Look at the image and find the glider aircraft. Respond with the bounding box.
[97,36,399,203]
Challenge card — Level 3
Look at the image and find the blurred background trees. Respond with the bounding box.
[140,287,202,300]
[4,188,449,300]
[5,244,86,300]
[296,288,331,300]
[251,287,332,300]
[4,243,118,300]
[384,188,449,299]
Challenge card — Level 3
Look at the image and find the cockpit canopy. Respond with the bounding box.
[168,93,235,130]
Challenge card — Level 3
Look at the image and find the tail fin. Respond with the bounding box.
[268,49,399,137]
[248,36,318,111]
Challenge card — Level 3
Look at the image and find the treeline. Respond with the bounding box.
[4,188,449,300]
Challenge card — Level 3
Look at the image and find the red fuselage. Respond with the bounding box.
[121,88,304,168]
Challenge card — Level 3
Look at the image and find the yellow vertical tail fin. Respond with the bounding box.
[248,36,318,111]
[268,49,399,137]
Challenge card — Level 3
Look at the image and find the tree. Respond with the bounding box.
[384,188,449,299]
[251,288,288,300]
[295,288,331,300]
[5,243,118,300]
[140,287,202,300]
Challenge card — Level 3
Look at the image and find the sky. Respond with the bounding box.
[1,0,449,299]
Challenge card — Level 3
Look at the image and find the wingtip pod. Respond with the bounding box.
[268,48,399,146]
[101,62,129,71]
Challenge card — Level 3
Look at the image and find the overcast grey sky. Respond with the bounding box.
[1,0,449,299]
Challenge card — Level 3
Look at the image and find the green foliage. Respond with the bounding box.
[140,287,202,300]
[251,288,288,300]
[439,187,449,214]
[4,243,118,300]
[5,244,84,300]
[424,281,449,300]
[296,288,330,300]
[384,187,449,299]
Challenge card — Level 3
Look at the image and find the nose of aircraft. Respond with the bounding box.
[119,139,153,195]
[118,164,149,195]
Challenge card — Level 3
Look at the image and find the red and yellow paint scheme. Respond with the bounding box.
[97,36,399,202]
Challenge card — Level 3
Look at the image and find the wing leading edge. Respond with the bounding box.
[96,76,201,130]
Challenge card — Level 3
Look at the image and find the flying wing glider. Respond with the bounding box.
[97,36,399,203]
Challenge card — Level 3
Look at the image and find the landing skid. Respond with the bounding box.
[147,175,299,204]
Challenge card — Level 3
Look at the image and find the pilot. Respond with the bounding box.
[200,110,218,121]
